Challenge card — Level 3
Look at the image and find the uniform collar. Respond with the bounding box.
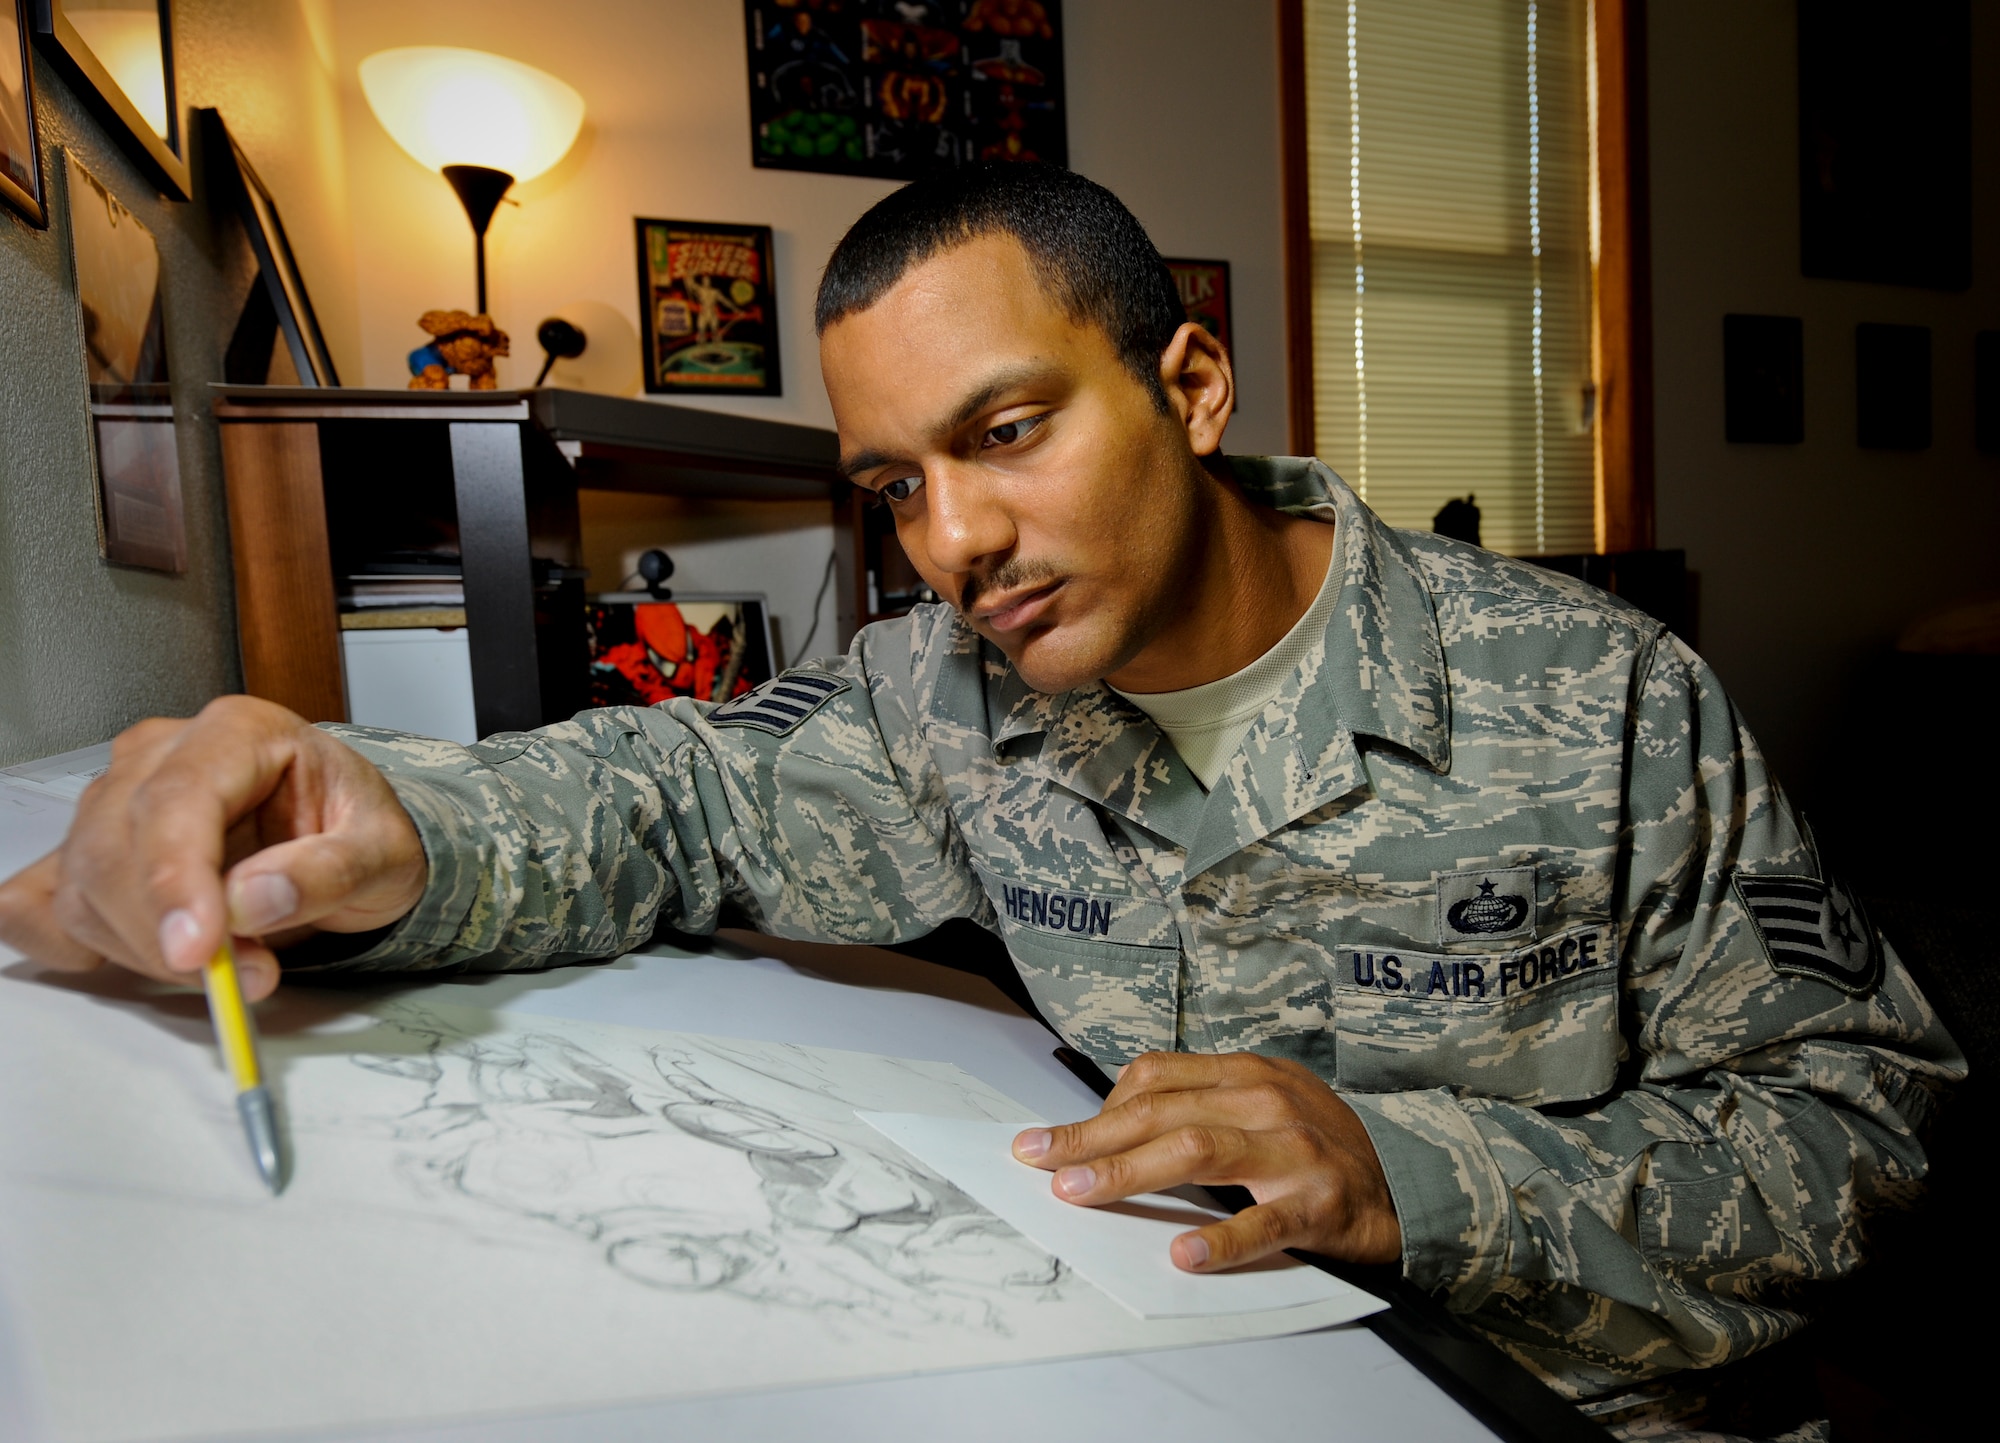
[1238,456,1451,775]
[959,456,1452,858]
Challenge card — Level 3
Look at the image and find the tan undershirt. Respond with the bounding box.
[1111,537,1341,790]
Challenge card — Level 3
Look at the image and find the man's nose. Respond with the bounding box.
[922,465,1015,581]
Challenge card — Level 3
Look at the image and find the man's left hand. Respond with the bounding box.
[1012,1052,1402,1272]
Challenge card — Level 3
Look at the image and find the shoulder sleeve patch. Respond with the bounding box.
[703,671,851,736]
[1733,872,1884,998]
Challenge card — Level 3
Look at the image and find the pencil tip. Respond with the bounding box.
[238,1086,289,1196]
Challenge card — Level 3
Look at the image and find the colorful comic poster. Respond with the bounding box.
[585,597,775,709]
[1162,259,1232,354]
[744,0,1066,181]
[636,220,782,396]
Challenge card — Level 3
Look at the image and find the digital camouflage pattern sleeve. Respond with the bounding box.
[1340,628,1967,1401]
[312,616,989,974]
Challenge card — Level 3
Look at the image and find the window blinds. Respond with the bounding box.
[1301,0,1595,555]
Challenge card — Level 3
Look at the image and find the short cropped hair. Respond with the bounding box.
[814,163,1188,408]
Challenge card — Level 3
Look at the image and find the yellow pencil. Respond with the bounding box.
[202,941,286,1194]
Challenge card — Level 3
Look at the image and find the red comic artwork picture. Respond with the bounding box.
[586,600,770,709]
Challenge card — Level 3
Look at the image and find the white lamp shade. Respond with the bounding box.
[359,47,584,183]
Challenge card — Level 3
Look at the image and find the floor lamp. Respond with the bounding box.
[359,47,585,317]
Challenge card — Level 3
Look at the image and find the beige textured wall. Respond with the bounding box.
[0,0,356,765]
[323,0,1289,661]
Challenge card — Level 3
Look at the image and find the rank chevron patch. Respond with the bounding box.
[1733,872,1885,998]
[705,671,849,735]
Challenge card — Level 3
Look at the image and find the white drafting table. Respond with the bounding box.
[0,752,1528,1443]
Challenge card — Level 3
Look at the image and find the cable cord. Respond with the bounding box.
[792,550,839,662]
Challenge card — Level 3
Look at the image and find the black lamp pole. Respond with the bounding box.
[441,164,515,315]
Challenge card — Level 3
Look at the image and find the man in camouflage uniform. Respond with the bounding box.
[0,166,1962,1438]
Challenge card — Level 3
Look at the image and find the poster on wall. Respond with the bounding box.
[2,0,44,225]
[585,594,775,709]
[64,150,185,574]
[635,219,782,396]
[743,0,1066,181]
[1162,258,1232,354]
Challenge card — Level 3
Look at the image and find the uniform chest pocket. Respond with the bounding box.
[1332,924,1621,1106]
[975,867,1182,1071]
[1002,929,1182,1071]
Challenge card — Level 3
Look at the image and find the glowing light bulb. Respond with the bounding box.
[359,47,583,183]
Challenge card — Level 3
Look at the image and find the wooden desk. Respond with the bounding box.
[213,386,863,736]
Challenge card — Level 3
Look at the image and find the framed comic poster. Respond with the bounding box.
[1163,258,1232,354]
[743,0,1065,182]
[1,0,44,225]
[635,218,781,396]
[65,149,184,573]
[584,593,776,709]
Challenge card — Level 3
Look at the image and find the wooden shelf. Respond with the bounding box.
[212,385,859,732]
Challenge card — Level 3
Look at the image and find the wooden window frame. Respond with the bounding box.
[1276,0,1655,552]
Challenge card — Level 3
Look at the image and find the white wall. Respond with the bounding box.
[1646,3,2000,827]
[322,0,1289,661]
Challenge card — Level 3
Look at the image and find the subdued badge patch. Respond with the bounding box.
[705,671,850,735]
[1436,865,1537,946]
[1734,872,1884,998]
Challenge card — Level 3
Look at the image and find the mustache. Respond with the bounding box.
[958,558,1064,617]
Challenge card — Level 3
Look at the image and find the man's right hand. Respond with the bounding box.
[0,696,428,1002]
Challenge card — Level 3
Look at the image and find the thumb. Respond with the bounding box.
[226,826,425,939]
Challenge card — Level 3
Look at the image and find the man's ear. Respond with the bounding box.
[1156,322,1234,457]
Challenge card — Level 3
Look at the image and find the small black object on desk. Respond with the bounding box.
[535,317,589,386]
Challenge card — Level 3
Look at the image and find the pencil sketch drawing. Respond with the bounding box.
[331,1006,1068,1333]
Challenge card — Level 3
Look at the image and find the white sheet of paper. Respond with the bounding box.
[860,1112,1386,1322]
[0,973,1374,1443]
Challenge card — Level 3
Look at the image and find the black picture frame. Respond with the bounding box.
[198,108,339,387]
[31,0,186,199]
[1798,1,1970,291]
[635,218,782,397]
[1,0,46,225]
[63,147,186,573]
[1722,313,1804,445]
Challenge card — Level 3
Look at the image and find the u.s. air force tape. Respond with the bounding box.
[706,671,850,735]
[1733,872,1884,997]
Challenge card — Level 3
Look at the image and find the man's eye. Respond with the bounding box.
[879,475,924,503]
[983,415,1045,448]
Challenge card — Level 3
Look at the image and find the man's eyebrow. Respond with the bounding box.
[837,447,895,481]
[836,361,1064,481]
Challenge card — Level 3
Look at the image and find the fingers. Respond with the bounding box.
[12,696,426,999]
[1015,1081,1296,1174]
[1040,1119,1255,1207]
[226,938,282,1003]
[117,698,309,975]
[225,821,426,936]
[1100,1050,1237,1109]
[1173,1198,1317,1273]
[1013,1049,1405,1271]
[0,852,105,971]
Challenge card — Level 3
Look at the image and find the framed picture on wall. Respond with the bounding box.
[743,0,1067,181]
[31,0,187,198]
[1162,258,1232,354]
[198,108,340,387]
[64,148,185,573]
[584,593,776,709]
[635,218,782,396]
[2,0,45,225]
